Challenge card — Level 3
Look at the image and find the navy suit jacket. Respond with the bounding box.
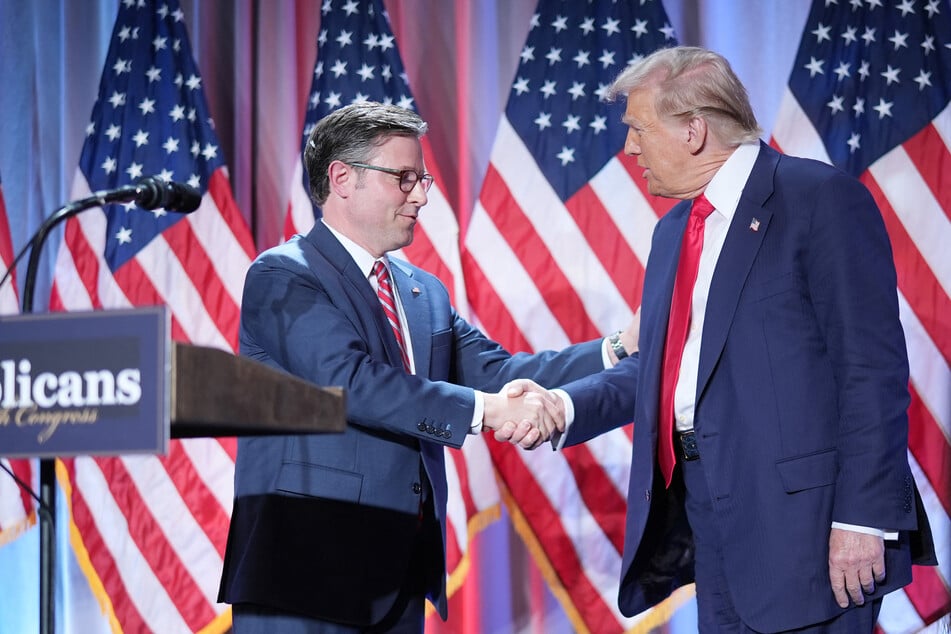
[561,143,936,632]
[218,221,605,626]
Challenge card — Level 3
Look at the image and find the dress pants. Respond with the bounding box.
[679,455,882,633]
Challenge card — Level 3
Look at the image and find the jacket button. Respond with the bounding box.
[417,421,427,432]
[412,482,422,494]
[444,430,452,439]
[426,424,435,434]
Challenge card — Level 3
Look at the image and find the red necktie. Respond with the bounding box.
[658,195,715,487]
[372,260,411,372]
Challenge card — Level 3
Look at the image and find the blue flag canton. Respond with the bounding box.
[505,0,675,201]
[80,0,225,271]
[301,0,416,149]
[789,0,951,176]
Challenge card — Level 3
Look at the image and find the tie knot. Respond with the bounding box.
[372,260,388,282]
[691,194,715,220]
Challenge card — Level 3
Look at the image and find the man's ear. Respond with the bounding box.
[327,160,352,198]
[686,115,708,154]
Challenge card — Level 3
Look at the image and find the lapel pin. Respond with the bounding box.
[411,287,421,296]
[749,218,760,232]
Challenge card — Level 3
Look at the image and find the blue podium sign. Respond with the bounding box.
[0,307,169,457]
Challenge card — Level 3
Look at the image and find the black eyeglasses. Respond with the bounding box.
[347,162,434,193]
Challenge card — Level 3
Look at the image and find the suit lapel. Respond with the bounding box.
[306,223,408,370]
[696,143,778,398]
[391,260,431,375]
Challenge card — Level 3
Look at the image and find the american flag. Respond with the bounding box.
[461,1,684,632]
[48,0,256,631]
[772,1,951,630]
[282,0,500,615]
[0,172,35,548]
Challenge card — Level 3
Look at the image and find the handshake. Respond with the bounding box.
[482,379,564,450]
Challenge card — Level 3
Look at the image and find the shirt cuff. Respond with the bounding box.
[550,388,574,451]
[601,337,613,367]
[470,391,485,434]
[831,521,898,541]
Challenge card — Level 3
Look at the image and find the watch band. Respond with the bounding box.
[609,331,628,360]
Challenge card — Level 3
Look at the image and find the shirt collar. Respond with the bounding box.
[703,142,760,222]
[322,219,389,279]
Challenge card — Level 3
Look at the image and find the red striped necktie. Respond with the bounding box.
[658,195,715,487]
[372,260,411,372]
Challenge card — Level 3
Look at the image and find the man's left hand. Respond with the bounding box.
[828,527,886,608]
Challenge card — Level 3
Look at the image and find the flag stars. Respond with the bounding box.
[556,146,575,166]
[896,0,915,15]
[105,124,122,141]
[201,143,218,161]
[187,107,197,122]
[363,33,379,50]
[158,169,174,182]
[191,140,201,157]
[115,227,133,245]
[132,129,149,147]
[318,29,328,46]
[812,22,832,43]
[108,91,127,108]
[827,94,846,114]
[85,121,96,136]
[146,66,161,83]
[381,65,392,80]
[880,65,900,85]
[922,35,936,54]
[113,58,132,75]
[342,0,359,15]
[858,60,870,80]
[152,35,167,51]
[833,61,850,80]
[540,80,557,98]
[162,136,179,153]
[853,97,865,116]
[632,18,648,37]
[534,112,552,130]
[126,161,144,179]
[925,0,941,17]
[594,83,611,101]
[573,50,591,67]
[551,15,568,32]
[102,156,117,174]
[138,97,156,115]
[568,82,586,100]
[562,114,581,133]
[659,23,676,39]
[377,34,394,51]
[170,104,185,121]
[357,63,375,81]
[580,17,595,35]
[157,3,169,18]
[861,26,876,45]
[171,7,184,21]
[513,77,530,95]
[325,91,342,108]
[888,30,909,50]
[545,47,563,65]
[847,132,861,154]
[873,97,894,118]
[601,17,621,36]
[330,60,348,77]
[336,29,354,48]
[598,50,616,68]
[589,115,607,134]
[185,74,201,90]
[865,0,883,9]
[805,57,825,77]
[520,46,535,64]
[841,26,858,45]
[174,73,183,87]
[396,95,414,109]
[187,174,201,189]
[118,25,133,42]
[914,70,932,90]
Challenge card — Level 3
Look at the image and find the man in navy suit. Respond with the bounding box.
[524,47,936,632]
[218,102,636,633]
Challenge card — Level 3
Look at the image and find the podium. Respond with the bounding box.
[170,342,346,437]
[0,308,346,634]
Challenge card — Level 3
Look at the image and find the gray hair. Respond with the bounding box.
[608,46,762,146]
[304,101,428,205]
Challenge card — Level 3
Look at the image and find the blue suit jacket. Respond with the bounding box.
[562,143,935,632]
[218,221,605,626]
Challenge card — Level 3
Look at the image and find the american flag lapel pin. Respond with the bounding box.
[749,218,761,232]
[411,287,421,296]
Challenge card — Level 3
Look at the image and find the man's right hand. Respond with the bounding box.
[482,379,564,449]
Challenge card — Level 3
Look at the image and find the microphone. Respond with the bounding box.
[99,176,202,213]
[0,176,203,312]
